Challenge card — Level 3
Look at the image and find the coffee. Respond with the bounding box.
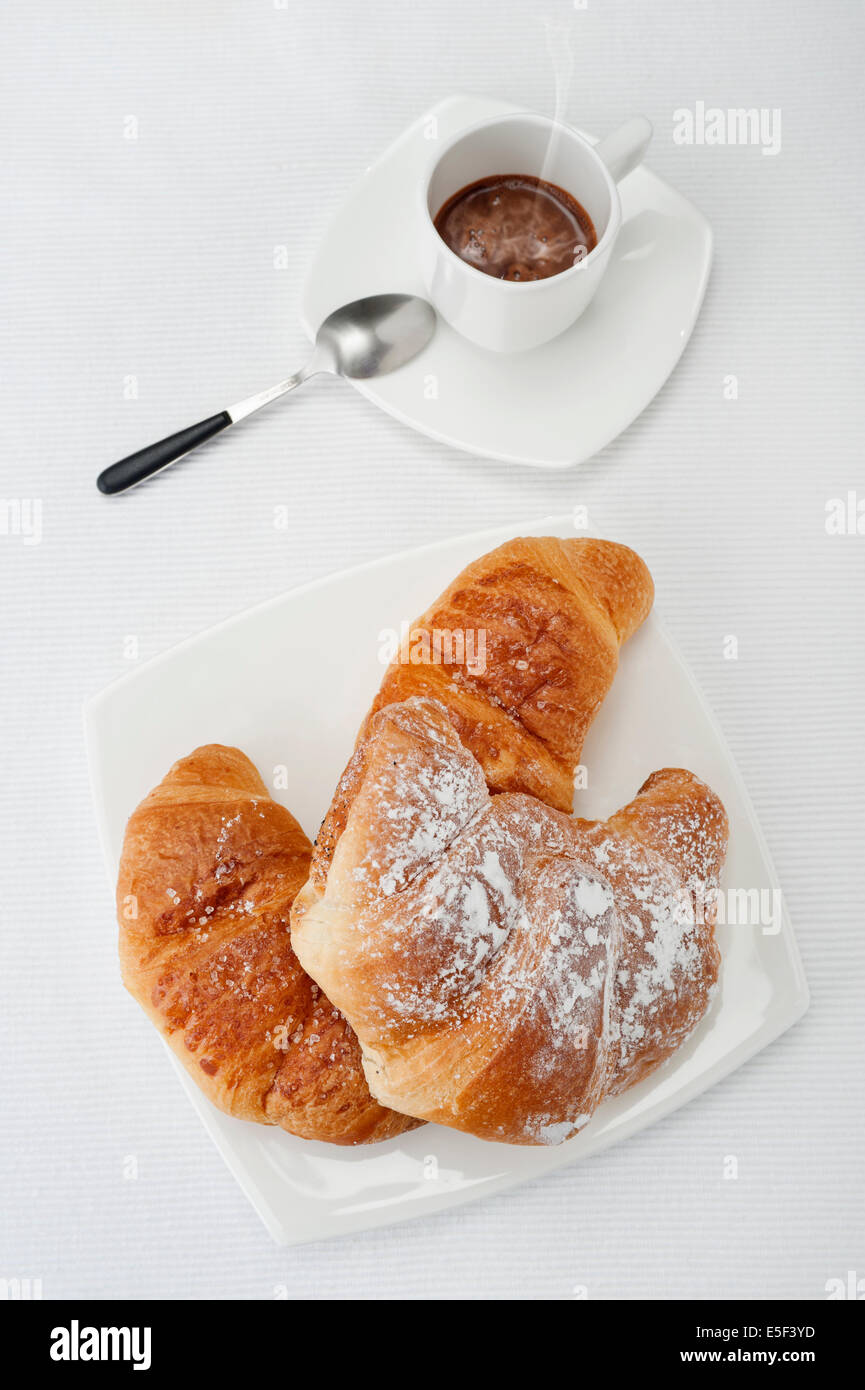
[434,174,597,282]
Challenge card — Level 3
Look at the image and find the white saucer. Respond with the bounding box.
[301,95,712,468]
[86,517,807,1245]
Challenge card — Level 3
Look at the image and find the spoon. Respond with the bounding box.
[96,293,436,495]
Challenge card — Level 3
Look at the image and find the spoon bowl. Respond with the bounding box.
[314,294,437,379]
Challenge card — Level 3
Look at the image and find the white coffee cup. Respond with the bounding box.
[418,113,652,353]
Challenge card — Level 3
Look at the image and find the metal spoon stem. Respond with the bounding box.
[227,369,313,424]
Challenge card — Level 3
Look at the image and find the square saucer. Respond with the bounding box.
[300,95,712,468]
[85,516,807,1244]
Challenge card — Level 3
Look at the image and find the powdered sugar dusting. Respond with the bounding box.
[297,699,727,1146]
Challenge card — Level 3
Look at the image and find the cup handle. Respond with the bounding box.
[595,116,653,183]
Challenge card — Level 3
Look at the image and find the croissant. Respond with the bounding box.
[117,744,417,1145]
[291,699,728,1146]
[365,536,654,812]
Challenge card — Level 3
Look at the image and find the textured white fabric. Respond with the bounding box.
[1,0,863,1300]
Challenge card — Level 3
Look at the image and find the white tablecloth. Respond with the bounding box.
[1,0,863,1300]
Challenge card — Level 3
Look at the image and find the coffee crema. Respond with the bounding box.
[434,174,597,282]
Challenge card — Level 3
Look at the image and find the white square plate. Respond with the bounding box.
[85,518,808,1244]
[301,95,713,468]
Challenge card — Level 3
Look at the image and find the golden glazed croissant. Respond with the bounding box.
[365,536,654,812]
[291,699,728,1145]
[117,745,417,1144]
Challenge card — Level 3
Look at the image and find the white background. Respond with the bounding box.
[1,0,863,1300]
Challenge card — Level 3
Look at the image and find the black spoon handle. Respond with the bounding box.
[96,411,232,495]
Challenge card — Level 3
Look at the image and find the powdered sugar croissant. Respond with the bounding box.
[291,699,728,1145]
[117,745,417,1145]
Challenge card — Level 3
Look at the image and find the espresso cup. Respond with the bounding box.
[419,113,652,353]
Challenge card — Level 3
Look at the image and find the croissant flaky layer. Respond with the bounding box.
[117,745,418,1144]
[365,536,654,813]
[291,700,728,1146]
